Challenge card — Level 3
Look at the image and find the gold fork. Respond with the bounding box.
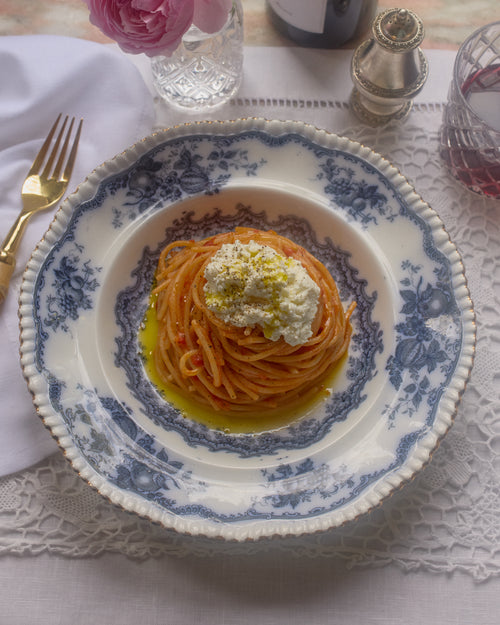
[0,114,83,303]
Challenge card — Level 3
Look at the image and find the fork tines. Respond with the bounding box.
[29,113,83,182]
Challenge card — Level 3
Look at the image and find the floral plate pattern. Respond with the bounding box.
[19,119,475,540]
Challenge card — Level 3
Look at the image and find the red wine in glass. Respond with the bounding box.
[441,64,500,199]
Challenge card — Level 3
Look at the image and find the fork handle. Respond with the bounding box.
[1,211,30,257]
[0,213,31,303]
[0,251,16,303]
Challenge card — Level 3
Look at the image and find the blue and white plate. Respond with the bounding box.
[19,119,475,540]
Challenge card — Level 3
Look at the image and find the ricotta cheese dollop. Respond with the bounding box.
[203,240,320,346]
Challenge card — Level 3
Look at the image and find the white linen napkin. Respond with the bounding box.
[0,34,155,477]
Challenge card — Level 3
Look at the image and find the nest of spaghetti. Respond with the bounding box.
[152,227,355,414]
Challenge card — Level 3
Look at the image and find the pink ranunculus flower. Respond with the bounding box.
[84,0,195,57]
[192,0,233,34]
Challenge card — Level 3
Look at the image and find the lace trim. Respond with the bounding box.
[0,411,495,580]
[1,109,498,581]
[229,98,444,112]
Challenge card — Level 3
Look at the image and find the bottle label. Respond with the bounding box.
[268,0,328,34]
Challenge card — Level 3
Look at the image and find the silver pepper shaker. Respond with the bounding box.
[350,8,428,125]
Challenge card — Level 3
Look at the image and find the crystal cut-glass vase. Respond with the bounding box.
[151,1,244,110]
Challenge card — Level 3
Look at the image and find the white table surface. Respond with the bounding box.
[1,43,499,624]
[1,554,498,625]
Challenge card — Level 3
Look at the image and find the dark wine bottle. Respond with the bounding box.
[266,0,378,48]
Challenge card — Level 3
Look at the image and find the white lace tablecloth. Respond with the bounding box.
[1,47,499,598]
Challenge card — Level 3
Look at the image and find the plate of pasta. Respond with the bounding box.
[19,118,475,540]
